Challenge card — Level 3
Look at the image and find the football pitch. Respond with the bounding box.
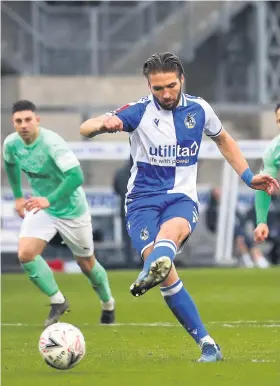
[2,268,280,386]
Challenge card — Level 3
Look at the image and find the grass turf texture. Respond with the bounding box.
[2,268,280,386]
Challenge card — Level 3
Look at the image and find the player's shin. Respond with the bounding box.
[160,279,215,346]
[22,255,64,302]
[83,259,114,309]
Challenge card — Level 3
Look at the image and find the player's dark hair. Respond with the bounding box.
[143,52,185,79]
[12,100,36,114]
[275,104,280,114]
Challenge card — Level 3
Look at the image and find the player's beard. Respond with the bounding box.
[156,86,182,111]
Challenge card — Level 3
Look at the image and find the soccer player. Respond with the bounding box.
[3,100,115,327]
[80,53,279,362]
[254,104,280,243]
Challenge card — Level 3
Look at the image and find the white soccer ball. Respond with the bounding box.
[38,322,86,370]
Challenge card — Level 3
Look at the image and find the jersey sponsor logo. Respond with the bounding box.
[16,149,28,156]
[21,168,49,179]
[184,113,196,129]
[148,141,199,165]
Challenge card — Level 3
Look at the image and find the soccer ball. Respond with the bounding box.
[38,322,86,370]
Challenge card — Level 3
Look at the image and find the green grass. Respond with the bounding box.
[2,268,280,386]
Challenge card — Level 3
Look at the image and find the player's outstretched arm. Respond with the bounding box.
[211,129,279,195]
[80,115,123,138]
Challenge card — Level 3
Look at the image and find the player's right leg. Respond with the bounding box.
[19,210,69,327]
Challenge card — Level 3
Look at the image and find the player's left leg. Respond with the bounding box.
[54,212,115,324]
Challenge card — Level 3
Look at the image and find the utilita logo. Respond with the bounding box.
[149,141,199,157]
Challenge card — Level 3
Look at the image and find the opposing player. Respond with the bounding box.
[254,104,280,243]
[3,100,115,327]
[80,53,279,362]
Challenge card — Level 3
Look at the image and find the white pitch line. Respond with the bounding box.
[251,359,276,363]
[220,324,280,328]
[1,321,280,328]
[1,322,178,327]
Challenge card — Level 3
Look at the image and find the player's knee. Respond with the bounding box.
[159,225,190,245]
[18,246,37,263]
[18,238,46,263]
[159,218,190,244]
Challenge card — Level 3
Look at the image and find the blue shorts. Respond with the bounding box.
[125,193,198,256]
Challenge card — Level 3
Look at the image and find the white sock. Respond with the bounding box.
[241,253,254,268]
[255,256,270,269]
[101,297,115,311]
[50,291,65,304]
[199,335,216,347]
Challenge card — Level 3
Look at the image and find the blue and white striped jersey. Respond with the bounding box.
[110,93,222,204]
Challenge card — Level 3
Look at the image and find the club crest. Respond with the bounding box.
[184,113,196,129]
[140,227,149,241]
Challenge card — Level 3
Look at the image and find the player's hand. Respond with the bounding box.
[254,223,269,243]
[103,116,123,133]
[251,174,279,195]
[24,197,50,214]
[15,197,26,219]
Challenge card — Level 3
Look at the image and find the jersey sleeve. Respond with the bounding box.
[46,132,80,173]
[261,139,279,178]
[107,99,149,132]
[3,137,16,164]
[201,100,223,137]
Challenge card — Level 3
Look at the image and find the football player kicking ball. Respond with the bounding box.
[3,100,115,327]
[80,53,279,362]
[254,104,280,243]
